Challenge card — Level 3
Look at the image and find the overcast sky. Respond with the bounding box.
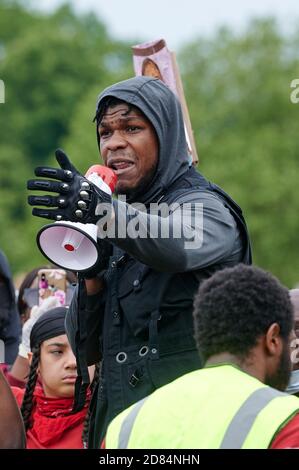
[35,0,299,48]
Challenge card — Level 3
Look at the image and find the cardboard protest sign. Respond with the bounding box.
[132,39,198,165]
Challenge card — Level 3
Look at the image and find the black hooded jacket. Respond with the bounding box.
[0,250,21,365]
[66,77,251,447]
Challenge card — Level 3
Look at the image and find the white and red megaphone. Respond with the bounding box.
[36,165,117,272]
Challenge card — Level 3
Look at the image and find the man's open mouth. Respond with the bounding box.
[109,161,135,175]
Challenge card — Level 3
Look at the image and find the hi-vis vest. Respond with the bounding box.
[105,364,299,449]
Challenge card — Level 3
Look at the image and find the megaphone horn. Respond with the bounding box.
[37,221,99,272]
[36,165,117,272]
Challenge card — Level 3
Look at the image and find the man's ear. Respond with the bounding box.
[265,323,282,356]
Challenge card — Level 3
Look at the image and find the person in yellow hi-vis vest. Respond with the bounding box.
[105,264,299,449]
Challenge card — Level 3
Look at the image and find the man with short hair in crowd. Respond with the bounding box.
[105,264,299,449]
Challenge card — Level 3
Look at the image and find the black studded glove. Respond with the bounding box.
[27,149,112,224]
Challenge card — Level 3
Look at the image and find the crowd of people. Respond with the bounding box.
[1,76,298,449]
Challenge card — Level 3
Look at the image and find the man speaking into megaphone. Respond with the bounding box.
[27,76,252,448]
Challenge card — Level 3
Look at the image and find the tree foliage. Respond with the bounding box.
[0,0,133,273]
[180,18,299,286]
[0,3,299,287]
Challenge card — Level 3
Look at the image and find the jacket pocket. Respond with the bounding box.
[117,264,160,337]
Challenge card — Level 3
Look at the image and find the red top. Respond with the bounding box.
[270,413,299,448]
[12,386,89,449]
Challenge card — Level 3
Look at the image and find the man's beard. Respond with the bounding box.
[116,164,157,202]
[265,341,292,391]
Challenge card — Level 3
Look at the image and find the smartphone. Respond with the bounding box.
[37,268,67,306]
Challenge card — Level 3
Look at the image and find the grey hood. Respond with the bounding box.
[96,76,190,204]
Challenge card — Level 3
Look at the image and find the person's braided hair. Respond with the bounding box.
[20,345,40,430]
[81,362,101,449]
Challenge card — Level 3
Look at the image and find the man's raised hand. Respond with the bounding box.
[27,149,111,224]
